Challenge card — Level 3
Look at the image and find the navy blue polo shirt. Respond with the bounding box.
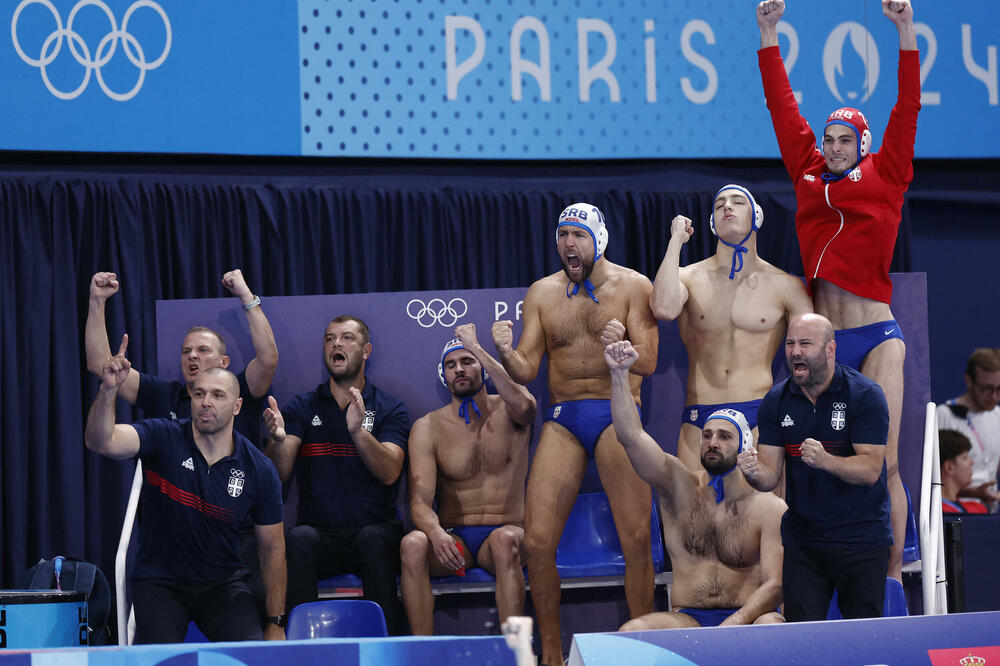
[757,363,891,550]
[131,418,283,584]
[283,381,410,529]
[135,370,266,445]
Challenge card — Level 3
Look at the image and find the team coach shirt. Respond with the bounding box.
[130,418,283,583]
[282,381,411,529]
[757,363,891,550]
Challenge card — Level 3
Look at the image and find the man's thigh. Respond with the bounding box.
[832,548,889,619]
[132,581,192,645]
[288,524,352,578]
[195,576,263,642]
[782,546,835,622]
[524,421,589,549]
[351,522,404,572]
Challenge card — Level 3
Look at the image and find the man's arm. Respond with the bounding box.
[492,285,546,385]
[263,396,303,482]
[800,440,886,486]
[781,275,814,320]
[254,521,287,640]
[347,388,406,485]
[739,445,784,493]
[619,275,659,377]
[222,270,278,399]
[85,272,140,403]
[84,334,141,460]
[605,341,693,499]
[874,0,920,185]
[456,323,537,427]
[407,418,464,571]
[650,216,693,321]
[756,0,782,49]
[721,497,786,626]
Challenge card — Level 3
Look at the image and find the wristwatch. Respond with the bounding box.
[265,614,287,628]
[242,295,261,311]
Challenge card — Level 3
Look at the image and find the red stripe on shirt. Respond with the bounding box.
[145,469,235,521]
[298,442,359,457]
[785,441,851,458]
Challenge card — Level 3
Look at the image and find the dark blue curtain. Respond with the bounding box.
[0,156,916,587]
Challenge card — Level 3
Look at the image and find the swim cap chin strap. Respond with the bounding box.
[566,277,599,304]
[457,397,481,425]
[717,229,752,280]
[708,467,737,504]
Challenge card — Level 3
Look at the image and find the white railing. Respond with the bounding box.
[115,461,143,645]
[919,403,948,615]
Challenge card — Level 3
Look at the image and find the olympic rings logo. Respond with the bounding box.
[11,0,171,101]
[406,298,469,328]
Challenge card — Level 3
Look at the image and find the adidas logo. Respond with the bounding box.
[781,414,795,427]
[311,415,322,427]
[182,457,194,471]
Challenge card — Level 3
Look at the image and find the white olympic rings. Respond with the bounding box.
[11,0,171,101]
[406,297,469,328]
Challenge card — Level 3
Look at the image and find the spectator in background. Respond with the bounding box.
[939,430,988,514]
[937,348,1000,512]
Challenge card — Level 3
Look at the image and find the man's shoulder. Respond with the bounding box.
[606,261,651,287]
[368,382,408,412]
[748,488,788,517]
[838,364,883,392]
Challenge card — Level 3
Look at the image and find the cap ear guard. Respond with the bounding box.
[859,128,872,158]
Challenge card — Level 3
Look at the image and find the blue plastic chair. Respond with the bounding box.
[555,491,666,577]
[827,576,908,619]
[286,599,389,639]
[184,621,208,643]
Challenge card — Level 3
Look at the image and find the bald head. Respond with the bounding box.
[788,313,835,345]
[197,366,240,396]
[785,313,836,392]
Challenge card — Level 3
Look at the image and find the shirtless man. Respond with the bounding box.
[650,184,812,471]
[400,324,536,634]
[493,203,659,666]
[607,340,785,629]
[757,0,920,579]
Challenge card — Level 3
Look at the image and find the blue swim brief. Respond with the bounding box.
[682,400,761,430]
[675,607,740,627]
[547,399,641,458]
[834,320,904,370]
[448,525,497,561]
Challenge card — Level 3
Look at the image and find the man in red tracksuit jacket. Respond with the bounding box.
[756,0,920,581]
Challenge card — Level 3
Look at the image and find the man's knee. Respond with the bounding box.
[400,530,430,570]
[356,524,402,560]
[489,526,524,569]
[285,525,320,565]
[753,612,785,624]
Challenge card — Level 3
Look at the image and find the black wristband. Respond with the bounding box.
[265,614,286,627]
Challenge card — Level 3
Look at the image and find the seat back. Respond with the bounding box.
[827,576,908,619]
[555,491,665,577]
[286,599,389,639]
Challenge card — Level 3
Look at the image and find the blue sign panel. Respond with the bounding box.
[2,0,300,153]
[1,1,997,157]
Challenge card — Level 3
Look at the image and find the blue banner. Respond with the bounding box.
[2,1,998,157]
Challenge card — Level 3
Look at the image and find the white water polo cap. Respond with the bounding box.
[709,184,764,280]
[705,408,754,454]
[556,203,608,262]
